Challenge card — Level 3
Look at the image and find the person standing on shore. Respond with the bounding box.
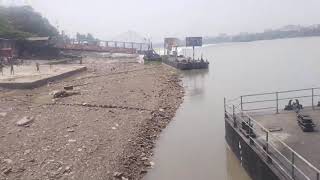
[0,62,4,75]
[10,63,14,75]
[36,62,40,72]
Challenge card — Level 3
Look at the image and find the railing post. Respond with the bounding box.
[266,131,269,153]
[240,96,243,111]
[224,97,226,114]
[276,92,279,114]
[317,172,319,180]
[233,105,236,127]
[312,88,314,110]
[291,152,295,179]
[248,118,254,145]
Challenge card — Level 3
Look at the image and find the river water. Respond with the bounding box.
[144,37,320,180]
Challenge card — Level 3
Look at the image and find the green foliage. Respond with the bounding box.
[0,6,58,39]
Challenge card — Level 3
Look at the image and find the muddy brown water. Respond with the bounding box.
[145,37,320,180]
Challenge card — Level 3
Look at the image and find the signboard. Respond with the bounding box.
[186,37,202,47]
[164,38,180,50]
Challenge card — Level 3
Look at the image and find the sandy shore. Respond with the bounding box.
[0,55,184,180]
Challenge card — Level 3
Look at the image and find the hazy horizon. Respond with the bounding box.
[2,0,320,42]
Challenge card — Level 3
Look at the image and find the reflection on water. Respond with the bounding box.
[144,68,250,180]
[182,69,209,97]
[145,37,320,180]
[226,145,251,180]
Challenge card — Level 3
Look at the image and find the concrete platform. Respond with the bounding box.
[249,107,320,179]
[0,64,86,89]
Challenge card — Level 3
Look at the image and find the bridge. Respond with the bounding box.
[56,40,150,54]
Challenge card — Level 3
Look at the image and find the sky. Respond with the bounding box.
[2,0,320,42]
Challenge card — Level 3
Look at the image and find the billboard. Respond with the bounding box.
[164,38,180,50]
[186,37,202,47]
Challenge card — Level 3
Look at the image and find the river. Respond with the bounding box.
[144,37,320,180]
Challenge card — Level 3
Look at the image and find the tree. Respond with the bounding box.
[0,5,58,39]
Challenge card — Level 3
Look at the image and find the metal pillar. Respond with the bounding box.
[291,152,295,179]
[276,92,279,114]
[224,97,226,114]
[192,46,195,60]
[266,131,269,153]
[312,88,314,110]
[131,43,134,54]
[233,105,237,127]
[240,96,243,111]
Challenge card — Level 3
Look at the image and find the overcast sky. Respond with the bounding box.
[2,0,320,42]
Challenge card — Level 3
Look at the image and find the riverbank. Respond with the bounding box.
[0,55,184,180]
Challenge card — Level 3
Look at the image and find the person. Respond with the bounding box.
[0,62,4,75]
[36,62,40,72]
[10,63,14,75]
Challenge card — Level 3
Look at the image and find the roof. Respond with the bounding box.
[26,37,50,41]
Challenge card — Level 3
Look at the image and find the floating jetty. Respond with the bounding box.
[163,37,209,70]
[162,55,209,70]
[225,88,320,180]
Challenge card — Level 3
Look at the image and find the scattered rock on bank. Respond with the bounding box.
[50,90,81,99]
[16,116,34,126]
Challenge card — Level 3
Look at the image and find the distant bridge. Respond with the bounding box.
[56,40,150,54]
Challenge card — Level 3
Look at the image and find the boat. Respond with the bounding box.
[162,55,209,70]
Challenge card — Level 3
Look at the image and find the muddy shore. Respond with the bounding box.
[0,55,184,180]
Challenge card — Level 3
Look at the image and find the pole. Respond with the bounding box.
[266,131,269,153]
[312,88,314,110]
[276,92,279,114]
[292,152,295,179]
[131,43,134,54]
[193,46,195,61]
[224,97,226,114]
[240,96,243,111]
[233,105,236,127]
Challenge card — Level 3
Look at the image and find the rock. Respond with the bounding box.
[0,112,7,117]
[112,127,117,130]
[16,116,34,126]
[121,177,129,180]
[68,139,76,143]
[140,169,147,174]
[113,172,123,178]
[67,128,75,132]
[24,149,31,155]
[150,161,155,167]
[159,108,164,112]
[3,159,12,164]
[64,85,74,90]
[51,90,80,99]
[64,166,72,173]
[2,167,12,175]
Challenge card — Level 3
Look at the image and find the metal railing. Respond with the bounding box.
[224,88,320,180]
[239,87,320,113]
